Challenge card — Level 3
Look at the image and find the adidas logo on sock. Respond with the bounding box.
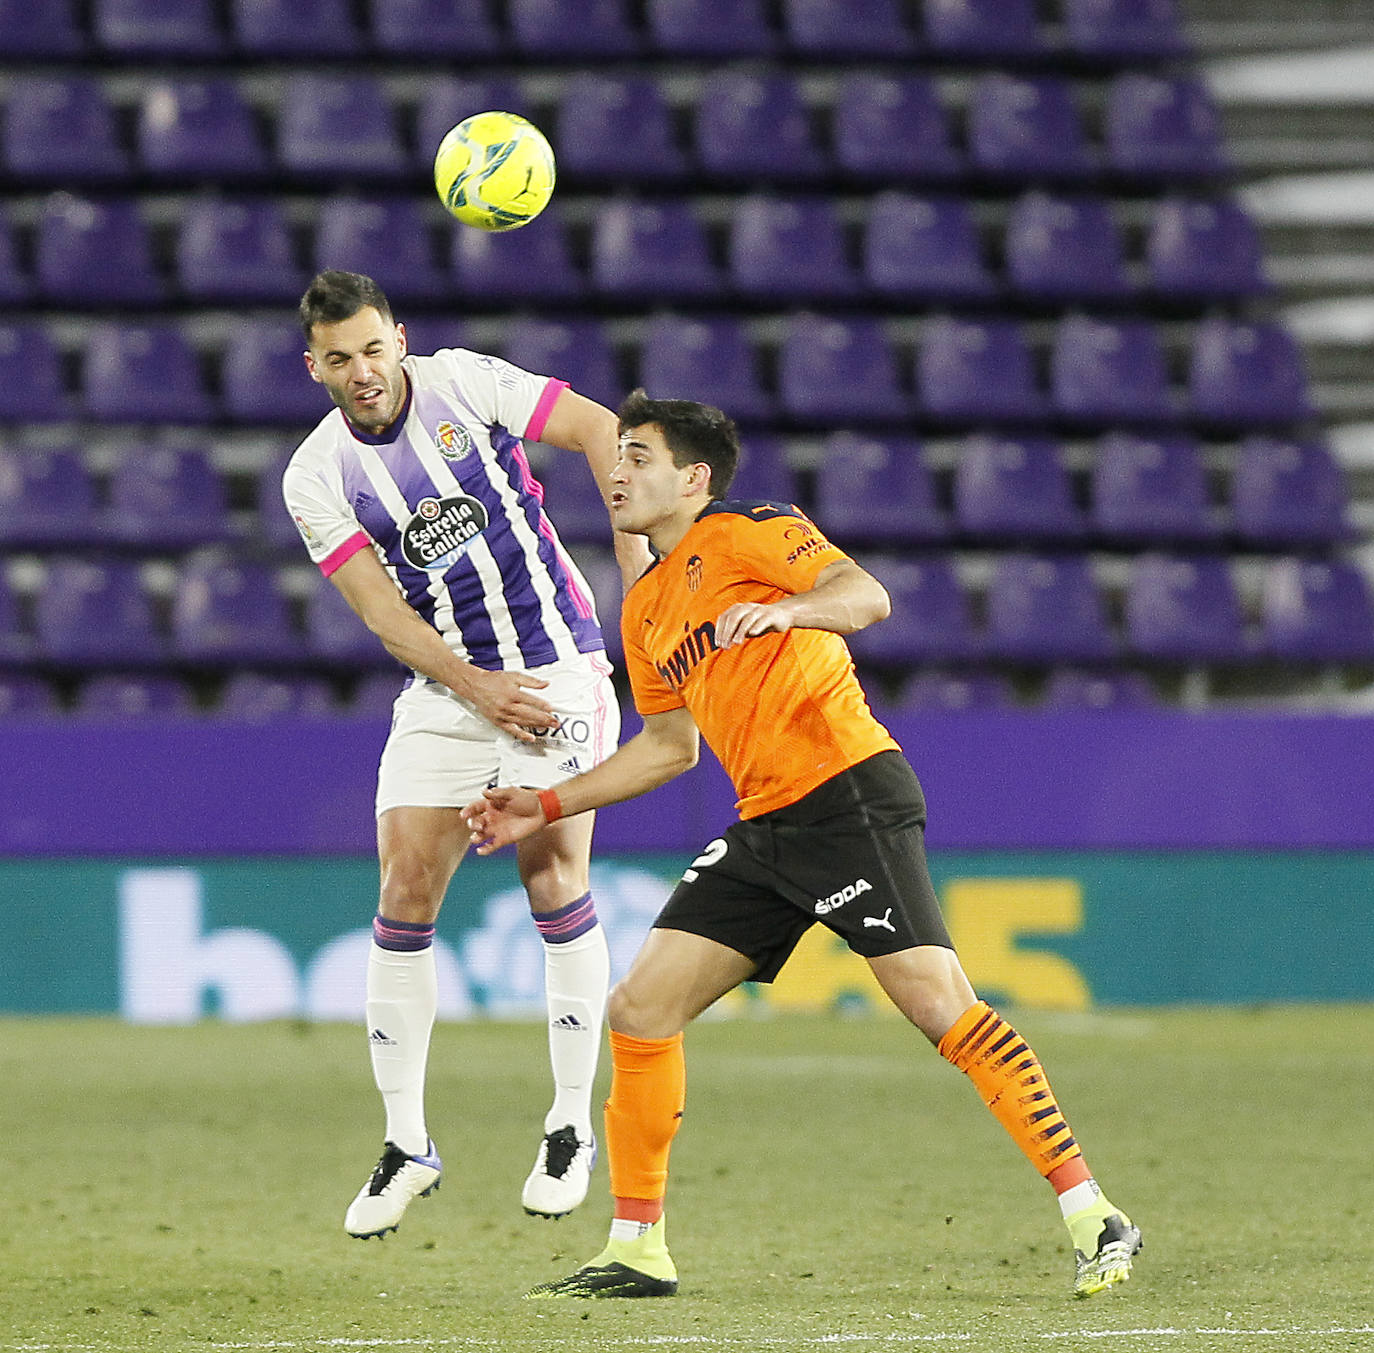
[551,1014,585,1031]
[369,1028,398,1046]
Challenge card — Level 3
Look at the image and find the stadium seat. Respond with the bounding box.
[302,574,395,668]
[221,319,335,428]
[923,0,1044,59]
[781,0,912,55]
[588,199,719,302]
[984,553,1118,663]
[502,319,620,413]
[0,0,84,55]
[218,671,338,720]
[728,196,860,301]
[776,314,910,425]
[508,0,639,56]
[0,216,31,304]
[1062,0,1188,60]
[813,433,951,546]
[137,79,269,181]
[915,317,1046,424]
[1188,319,1313,428]
[730,434,797,504]
[176,198,303,304]
[348,670,405,717]
[314,195,447,305]
[1260,559,1374,662]
[1049,316,1177,425]
[34,194,164,307]
[1145,198,1269,301]
[276,74,405,179]
[412,78,532,168]
[0,571,31,665]
[1040,667,1159,709]
[833,76,963,183]
[966,75,1097,182]
[845,554,980,665]
[1091,431,1220,544]
[0,445,101,549]
[953,434,1086,541]
[450,205,584,303]
[229,0,360,55]
[106,445,234,551]
[863,192,998,303]
[1124,553,1251,662]
[556,75,687,184]
[83,324,214,425]
[1004,192,1133,303]
[1,324,71,422]
[0,674,59,716]
[33,559,167,667]
[399,318,468,361]
[257,448,311,556]
[889,670,1015,712]
[170,558,304,666]
[1103,74,1228,180]
[3,76,128,182]
[636,315,774,425]
[93,0,226,56]
[1231,435,1350,548]
[646,0,775,55]
[370,0,502,58]
[75,673,198,718]
[694,73,826,183]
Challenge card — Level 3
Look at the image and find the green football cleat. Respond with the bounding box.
[526,1216,678,1299]
[1066,1201,1143,1298]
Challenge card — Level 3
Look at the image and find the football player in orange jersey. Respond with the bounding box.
[465,390,1140,1302]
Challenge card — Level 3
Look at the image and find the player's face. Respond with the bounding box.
[304,307,408,434]
[610,424,710,540]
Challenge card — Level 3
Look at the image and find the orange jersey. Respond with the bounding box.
[620,501,899,819]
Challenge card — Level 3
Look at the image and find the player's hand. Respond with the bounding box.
[459,669,556,742]
[464,786,547,854]
[714,601,794,648]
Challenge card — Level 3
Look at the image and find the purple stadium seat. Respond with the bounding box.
[137,80,269,181]
[777,314,910,425]
[399,318,468,361]
[730,435,796,504]
[845,554,979,665]
[833,76,963,183]
[258,447,311,555]
[728,196,860,301]
[176,198,303,304]
[1004,192,1133,303]
[33,559,167,667]
[304,573,399,669]
[636,315,774,425]
[1104,75,1228,180]
[230,0,360,55]
[0,216,31,304]
[1145,198,1269,301]
[1124,553,1251,662]
[1,324,70,422]
[526,453,612,545]
[984,553,1117,663]
[953,434,1085,541]
[1260,559,1374,662]
[1040,668,1159,709]
[0,674,58,716]
[814,433,951,546]
[93,0,225,56]
[782,0,912,55]
[34,194,164,306]
[370,0,502,57]
[863,192,998,303]
[413,78,531,167]
[695,73,825,183]
[1231,435,1350,548]
[171,558,304,666]
[509,0,639,56]
[1050,316,1177,425]
[967,75,1096,182]
[924,0,1044,58]
[0,446,99,548]
[83,323,214,425]
[3,76,128,182]
[890,670,1015,712]
[0,0,84,55]
[1091,432,1219,544]
[1063,0,1188,59]
[1188,319,1313,427]
[915,317,1046,424]
[450,205,584,303]
[348,670,405,717]
[218,671,338,720]
[107,445,234,550]
[221,319,335,428]
[557,75,687,184]
[314,195,447,305]
[277,74,405,179]
[0,570,31,665]
[76,673,198,719]
[502,319,619,413]
[646,0,775,55]
[589,200,719,302]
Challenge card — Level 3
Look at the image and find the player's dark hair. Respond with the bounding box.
[617,388,739,500]
[299,270,394,342]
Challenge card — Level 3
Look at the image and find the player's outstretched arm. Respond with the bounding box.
[715,559,890,648]
[466,706,700,854]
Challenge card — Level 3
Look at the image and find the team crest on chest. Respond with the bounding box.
[434,420,474,461]
[685,554,703,592]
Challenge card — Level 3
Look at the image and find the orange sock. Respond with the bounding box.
[605,1029,685,1223]
[938,1000,1089,1192]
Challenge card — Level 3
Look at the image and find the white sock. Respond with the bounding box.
[365,941,436,1157]
[541,924,609,1139]
[1058,1178,1103,1219]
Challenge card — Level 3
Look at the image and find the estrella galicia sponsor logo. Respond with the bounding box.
[434,420,474,461]
[401,494,489,570]
[814,877,872,915]
[655,619,717,691]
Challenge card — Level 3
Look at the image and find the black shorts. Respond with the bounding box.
[654,750,953,983]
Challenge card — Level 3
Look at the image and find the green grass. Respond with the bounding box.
[2,1007,1372,1352]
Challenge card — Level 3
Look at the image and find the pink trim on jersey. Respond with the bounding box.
[511,439,546,504]
[590,651,614,761]
[525,378,570,443]
[319,531,371,577]
[542,514,596,619]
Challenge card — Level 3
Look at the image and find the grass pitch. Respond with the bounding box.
[2,1006,1371,1352]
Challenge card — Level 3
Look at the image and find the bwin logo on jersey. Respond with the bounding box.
[814,878,872,915]
[434,420,474,461]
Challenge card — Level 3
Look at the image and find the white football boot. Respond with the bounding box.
[522,1125,597,1219]
[344,1140,442,1239]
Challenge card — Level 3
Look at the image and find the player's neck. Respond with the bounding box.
[647,500,709,559]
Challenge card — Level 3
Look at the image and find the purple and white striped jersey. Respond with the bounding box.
[282,347,605,673]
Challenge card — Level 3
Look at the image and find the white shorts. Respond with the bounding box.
[375,650,620,816]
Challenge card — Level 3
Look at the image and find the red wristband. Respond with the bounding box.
[537,788,564,824]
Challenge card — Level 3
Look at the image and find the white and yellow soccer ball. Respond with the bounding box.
[433,111,556,232]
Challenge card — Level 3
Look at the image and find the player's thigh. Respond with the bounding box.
[515,811,595,913]
[610,927,758,1040]
[377,804,471,922]
[866,945,977,1044]
[375,681,502,815]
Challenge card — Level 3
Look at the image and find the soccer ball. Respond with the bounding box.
[433,111,556,232]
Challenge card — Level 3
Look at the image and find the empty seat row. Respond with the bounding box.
[0,71,1225,188]
[1,313,1314,432]
[0,191,1266,311]
[2,0,1187,64]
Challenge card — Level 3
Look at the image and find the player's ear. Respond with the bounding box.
[395,322,408,359]
[303,350,322,384]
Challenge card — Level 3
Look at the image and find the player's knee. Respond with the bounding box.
[607,979,680,1041]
